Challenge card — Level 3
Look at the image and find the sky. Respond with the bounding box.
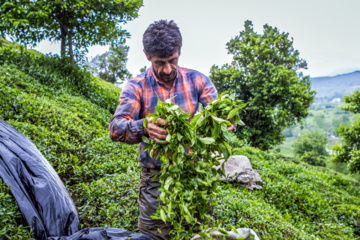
[33,0,360,78]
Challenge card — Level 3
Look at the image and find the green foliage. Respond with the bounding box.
[0,37,41,56]
[70,171,140,230]
[313,113,326,129]
[0,179,33,239]
[0,0,143,63]
[143,94,245,239]
[293,131,328,167]
[139,66,147,73]
[0,48,120,114]
[275,103,355,170]
[88,44,132,84]
[0,44,359,240]
[210,20,315,150]
[282,127,294,138]
[0,47,139,236]
[332,115,351,136]
[333,90,360,173]
[225,146,360,239]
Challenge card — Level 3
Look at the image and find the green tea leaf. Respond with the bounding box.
[160,209,167,223]
[211,115,227,123]
[227,107,240,119]
[199,137,215,144]
[166,134,171,142]
[164,177,174,190]
[143,118,148,128]
[152,116,160,124]
[238,119,245,126]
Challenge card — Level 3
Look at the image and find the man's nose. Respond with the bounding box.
[163,63,172,74]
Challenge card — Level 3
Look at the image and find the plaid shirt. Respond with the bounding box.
[109,66,217,169]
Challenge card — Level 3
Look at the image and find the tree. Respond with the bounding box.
[139,65,147,73]
[332,115,350,136]
[313,113,329,131]
[88,44,132,84]
[282,127,294,138]
[0,0,142,64]
[333,90,360,173]
[210,20,315,150]
[293,130,328,167]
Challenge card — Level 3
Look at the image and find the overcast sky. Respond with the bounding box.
[34,0,360,78]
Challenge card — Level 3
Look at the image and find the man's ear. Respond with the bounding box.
[143,50,151,61]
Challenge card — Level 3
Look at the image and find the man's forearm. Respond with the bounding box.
[109,117,145,144]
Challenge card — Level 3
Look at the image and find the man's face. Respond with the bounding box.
[145,51,180,83]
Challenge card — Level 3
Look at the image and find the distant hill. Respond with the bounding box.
[310,71,360,101]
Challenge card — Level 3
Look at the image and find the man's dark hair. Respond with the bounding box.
[143,20,182,58]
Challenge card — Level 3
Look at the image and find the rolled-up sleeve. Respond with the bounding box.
[197,74,218,107]
[109,80,145,144]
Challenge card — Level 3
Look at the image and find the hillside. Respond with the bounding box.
[311,71,360,101]
[0,41,360,239]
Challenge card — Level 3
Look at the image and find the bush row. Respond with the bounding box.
[0,48,359,239]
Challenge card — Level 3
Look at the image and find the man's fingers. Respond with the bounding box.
[154,118,170,126]
[150,131,167,141]
[145,117,170,143]
[147,116,167,125]
[154,118,165,125]
[148,123,168,135]
[227,125,235,132]
[157,127,169,135]
[148,125,168,140]
[152,137,169,144]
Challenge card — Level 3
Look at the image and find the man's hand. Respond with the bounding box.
[227,123,237,132]
[144,117,170,143]
[223,114,237,132]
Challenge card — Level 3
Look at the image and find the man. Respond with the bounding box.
[109,20,234,240]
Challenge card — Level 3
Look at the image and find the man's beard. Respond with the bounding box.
[157,69,177,83]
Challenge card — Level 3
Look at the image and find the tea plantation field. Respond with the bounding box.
[0,44,359,239]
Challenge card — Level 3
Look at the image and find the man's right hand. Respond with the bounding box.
[144,117,170,144]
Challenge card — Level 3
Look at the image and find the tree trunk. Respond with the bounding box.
[60,28,66,59]
[68,33,74,65]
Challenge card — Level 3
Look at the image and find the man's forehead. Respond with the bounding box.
[151,52,180,61]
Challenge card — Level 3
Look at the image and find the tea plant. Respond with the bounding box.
[1,41,359,240]
[143,94,246,239]
[0,179,33,239]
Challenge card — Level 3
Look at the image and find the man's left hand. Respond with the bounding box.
[227,123,237,132]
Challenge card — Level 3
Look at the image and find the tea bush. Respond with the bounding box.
[0,42,359,239]
[0,48,120,114]
[70,171,140,230]
[0,179,33,239]
[0,48,140,238]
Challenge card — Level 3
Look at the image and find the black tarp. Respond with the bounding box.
[0,119,153,240]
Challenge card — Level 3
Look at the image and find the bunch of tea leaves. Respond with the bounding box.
[143,93,246,239]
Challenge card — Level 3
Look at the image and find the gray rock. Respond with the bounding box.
[214,155,264,190]
[190,228,260,240]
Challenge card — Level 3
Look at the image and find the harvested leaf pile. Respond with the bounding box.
[143,94,246,239]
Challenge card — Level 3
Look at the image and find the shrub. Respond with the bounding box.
[293,131,328,167]
[0,179,33,239]
[1,48,359,240]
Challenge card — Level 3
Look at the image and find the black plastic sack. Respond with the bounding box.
[0,119,153,240]
[0,119,79,239]
[48,228,154,240]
